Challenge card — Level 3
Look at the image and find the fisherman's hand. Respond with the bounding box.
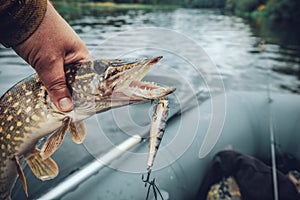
[13,1,89,112]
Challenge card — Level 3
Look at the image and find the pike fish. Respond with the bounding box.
[0,56,175,200]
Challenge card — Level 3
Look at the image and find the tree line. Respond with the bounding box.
[52,0,300,22]
[225,0,300,22]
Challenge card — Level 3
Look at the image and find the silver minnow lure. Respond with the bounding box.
[142,99,169,200]
[147,99,168,172]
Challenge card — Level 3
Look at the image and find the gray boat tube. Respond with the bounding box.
[12,92,300,200]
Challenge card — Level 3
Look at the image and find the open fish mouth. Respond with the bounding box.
[109,56,176,101]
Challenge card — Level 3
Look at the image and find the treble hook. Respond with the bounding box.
[142,171,150,186]
[141,171,164,200]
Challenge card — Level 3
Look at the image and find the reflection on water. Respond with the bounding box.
[1,8,299,96]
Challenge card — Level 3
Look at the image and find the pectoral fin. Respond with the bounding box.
[26,149,59,181]
[40,117,71,159]
[69,121,87,144]
[14,156,28,197]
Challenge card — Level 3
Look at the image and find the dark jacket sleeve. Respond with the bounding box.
[198,150,300,200]
[0,0,47,47]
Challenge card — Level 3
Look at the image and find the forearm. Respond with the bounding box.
[0,0,47,47]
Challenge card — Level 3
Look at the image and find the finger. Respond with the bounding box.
[35,59,73,112]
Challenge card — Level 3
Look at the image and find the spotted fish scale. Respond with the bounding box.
[0,75,47,200]
[1,76,43,154]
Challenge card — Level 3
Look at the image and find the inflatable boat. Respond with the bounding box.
[12,91,300,200]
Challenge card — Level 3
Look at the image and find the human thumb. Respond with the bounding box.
[36,61,73,112]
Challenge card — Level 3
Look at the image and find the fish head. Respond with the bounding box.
[66,56,175,113]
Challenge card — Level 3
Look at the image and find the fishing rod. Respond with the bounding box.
[261,39,279,200]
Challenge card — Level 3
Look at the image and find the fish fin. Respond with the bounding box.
[69,121,87,144]
[40,117,71,159]
[26,149,59,181]
[14,156,28,197]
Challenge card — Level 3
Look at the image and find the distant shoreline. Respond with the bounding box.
[52,1,300,24]
[53,1,179,11]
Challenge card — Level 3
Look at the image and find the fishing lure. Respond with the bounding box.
[142,99,169,200]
